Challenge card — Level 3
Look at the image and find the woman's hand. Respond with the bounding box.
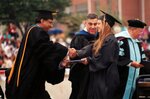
[81,58,89,65]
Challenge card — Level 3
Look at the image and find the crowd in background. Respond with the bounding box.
[0,23,21,70]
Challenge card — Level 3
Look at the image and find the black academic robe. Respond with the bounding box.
[69,30,96,99]
[78,34,120,99]
[5,25,68,99]
[115,36,150,99]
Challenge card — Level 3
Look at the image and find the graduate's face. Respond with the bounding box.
[41,19,53,31]
[85,18,98,34]
[97,20,103,33]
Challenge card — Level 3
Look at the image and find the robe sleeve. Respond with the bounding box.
[77,44,92,58]
[88,37,119,72]
[29,28,68,84]
[118,57,132,66]
[117,39,132,66]
[42,43,68,84]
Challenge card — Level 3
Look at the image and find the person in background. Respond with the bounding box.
[48,28,67,46]
[69,13,98,99]
[115,19,149,99]
[80,20,86,30]
[5,10,69,99]
[7,22,19,40]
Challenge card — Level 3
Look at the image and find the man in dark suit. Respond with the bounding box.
[69,13,98,99]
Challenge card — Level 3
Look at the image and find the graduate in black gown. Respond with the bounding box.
[5,10,68,99]
[69,10,122,99]
[115,20,149,99]
[69,13,98,99]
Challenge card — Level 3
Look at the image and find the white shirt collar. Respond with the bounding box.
[83,27,88,32]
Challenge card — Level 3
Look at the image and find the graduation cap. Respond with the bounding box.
[100,10,122,27]
[35,10,58,20]
[128,19,147,28]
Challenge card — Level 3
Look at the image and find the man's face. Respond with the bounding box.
[41,19,53,31]
[85,18,98,34]
[132,28,143,39]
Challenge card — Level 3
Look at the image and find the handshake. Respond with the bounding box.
[68,48,77,58]
[60,48,88,68]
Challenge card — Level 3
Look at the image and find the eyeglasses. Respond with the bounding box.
[88,22,97,26]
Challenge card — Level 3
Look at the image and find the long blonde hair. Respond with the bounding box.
[93,18,112,56]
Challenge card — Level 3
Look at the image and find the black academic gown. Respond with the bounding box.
[5,25,68,99]
[116,32,149,99]
[115,36,150,99]
[69,30,96,99]
[78,34,120,99]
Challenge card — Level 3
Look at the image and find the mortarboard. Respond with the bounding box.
[128,20,147,28]
[100,10,122,27]
[35,10,58,20]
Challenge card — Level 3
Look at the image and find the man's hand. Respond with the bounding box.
[60,56,70,68]
[68,48,77,58]
[131,61,144,68]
